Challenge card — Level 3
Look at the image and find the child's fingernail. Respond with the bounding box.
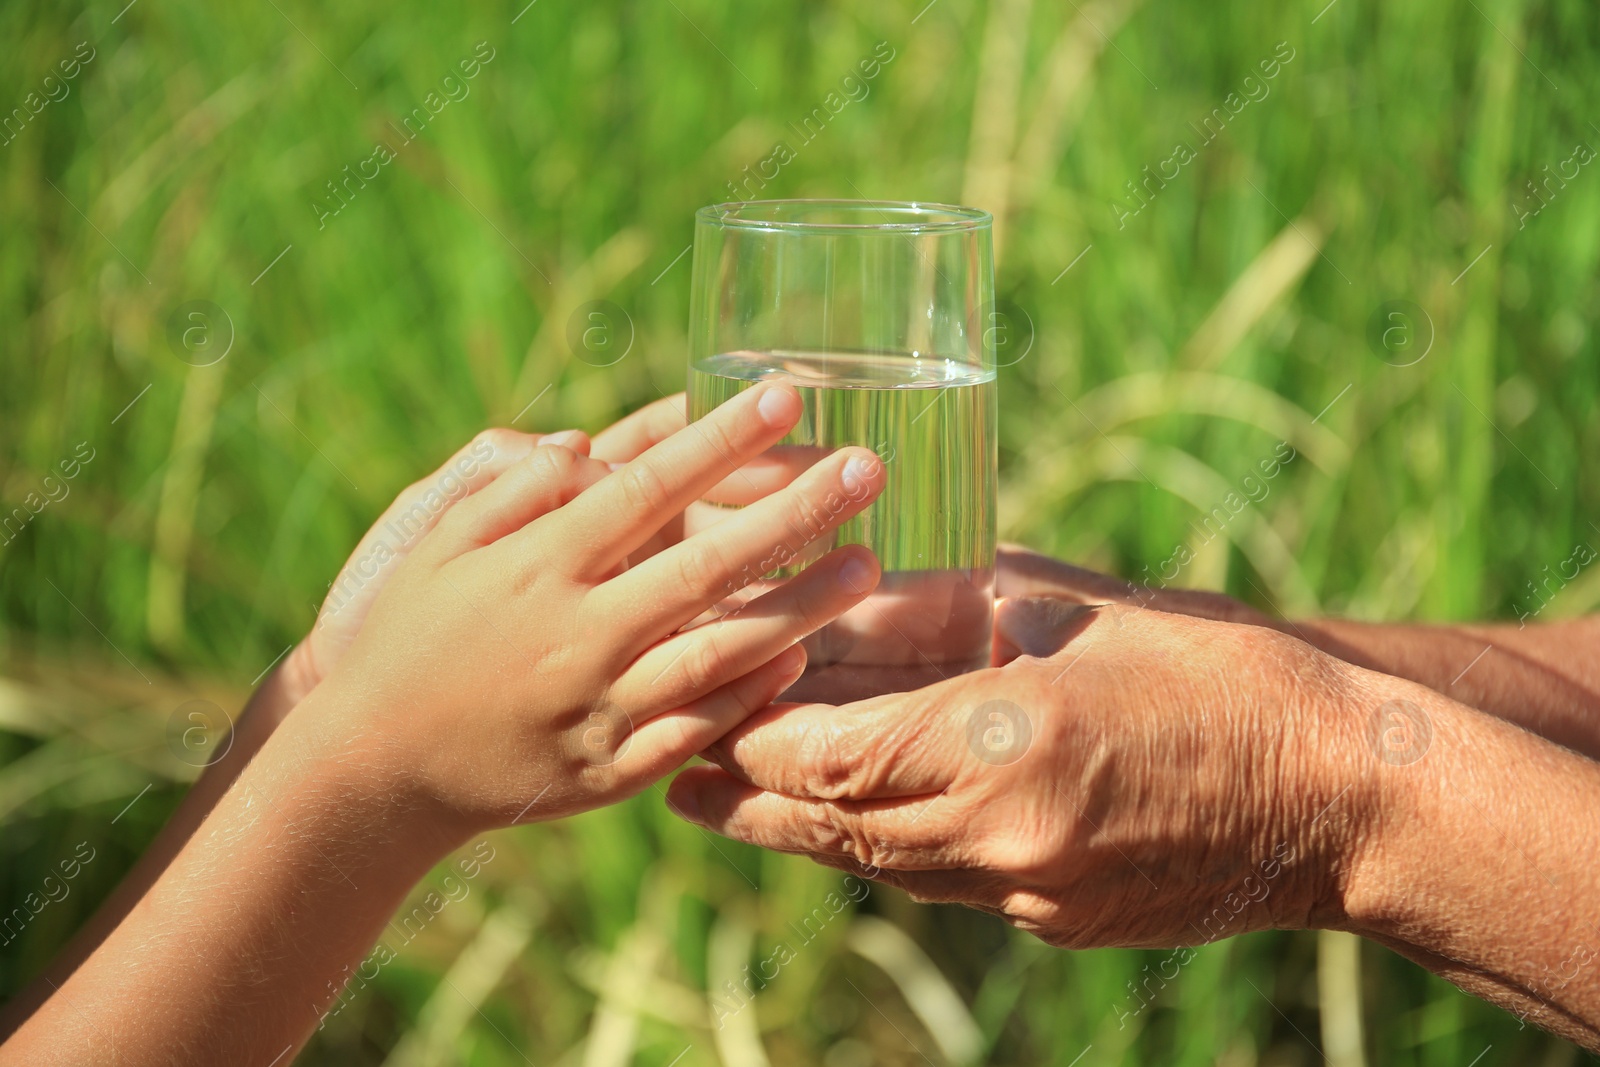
[841,454,877,495]
[544,429,584,447]
[758,386,797,427]
[669,791,702,824]
[775,642,807,679]
[839,555,875,594]
[607,461,627,472]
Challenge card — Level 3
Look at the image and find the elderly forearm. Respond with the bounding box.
[0,690,447,1067]
[1339,664,1600,1050]
[995,546,1600,757]
[1296,617,1600,759]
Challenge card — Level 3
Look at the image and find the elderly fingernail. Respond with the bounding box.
[839,555,876,595]
[757,385,799,427]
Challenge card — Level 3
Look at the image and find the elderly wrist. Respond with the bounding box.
[1253,637,1390,933]
[1302,661,1436,936]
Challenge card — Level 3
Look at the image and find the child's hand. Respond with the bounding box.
[277,427,592,710]
[0,391,881,1065]
[587,392,822,556]
[305,382,886,837]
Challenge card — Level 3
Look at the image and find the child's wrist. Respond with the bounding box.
[265,639,323,720]
[258,684,471,872]
[234,640,322,748]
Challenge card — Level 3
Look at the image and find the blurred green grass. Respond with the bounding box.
[2,0,1598,1063]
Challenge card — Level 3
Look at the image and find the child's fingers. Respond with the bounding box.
[592,396,822,507]
[609,644,809,785]
[358,429,569,552]
[611,546,880,718]
[318,429,583,616]
[550,383,803,577]
[589,393,687,463]
[590,447,887,642]
[426,444,609,557]
[699,444,829,507]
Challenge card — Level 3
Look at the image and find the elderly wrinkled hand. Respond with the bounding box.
[668,570,1600,1051]
[668,595,1367,949]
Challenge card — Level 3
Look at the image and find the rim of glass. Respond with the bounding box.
[697,199,992,234]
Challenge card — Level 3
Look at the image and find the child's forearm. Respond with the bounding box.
[0,649,315,1037]
[2,426,576,1031]
[0,686,448,1066]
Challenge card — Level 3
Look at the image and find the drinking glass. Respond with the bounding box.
[686,199,997,703]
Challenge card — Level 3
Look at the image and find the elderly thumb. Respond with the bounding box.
[992,596,1101,663]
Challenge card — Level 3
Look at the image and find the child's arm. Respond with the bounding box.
[2,382,874,1064]
[0,428,591,1037]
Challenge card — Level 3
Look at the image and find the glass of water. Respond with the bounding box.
[686,199,997,703]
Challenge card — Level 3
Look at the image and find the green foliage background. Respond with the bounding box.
[2,0,1597,1063]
